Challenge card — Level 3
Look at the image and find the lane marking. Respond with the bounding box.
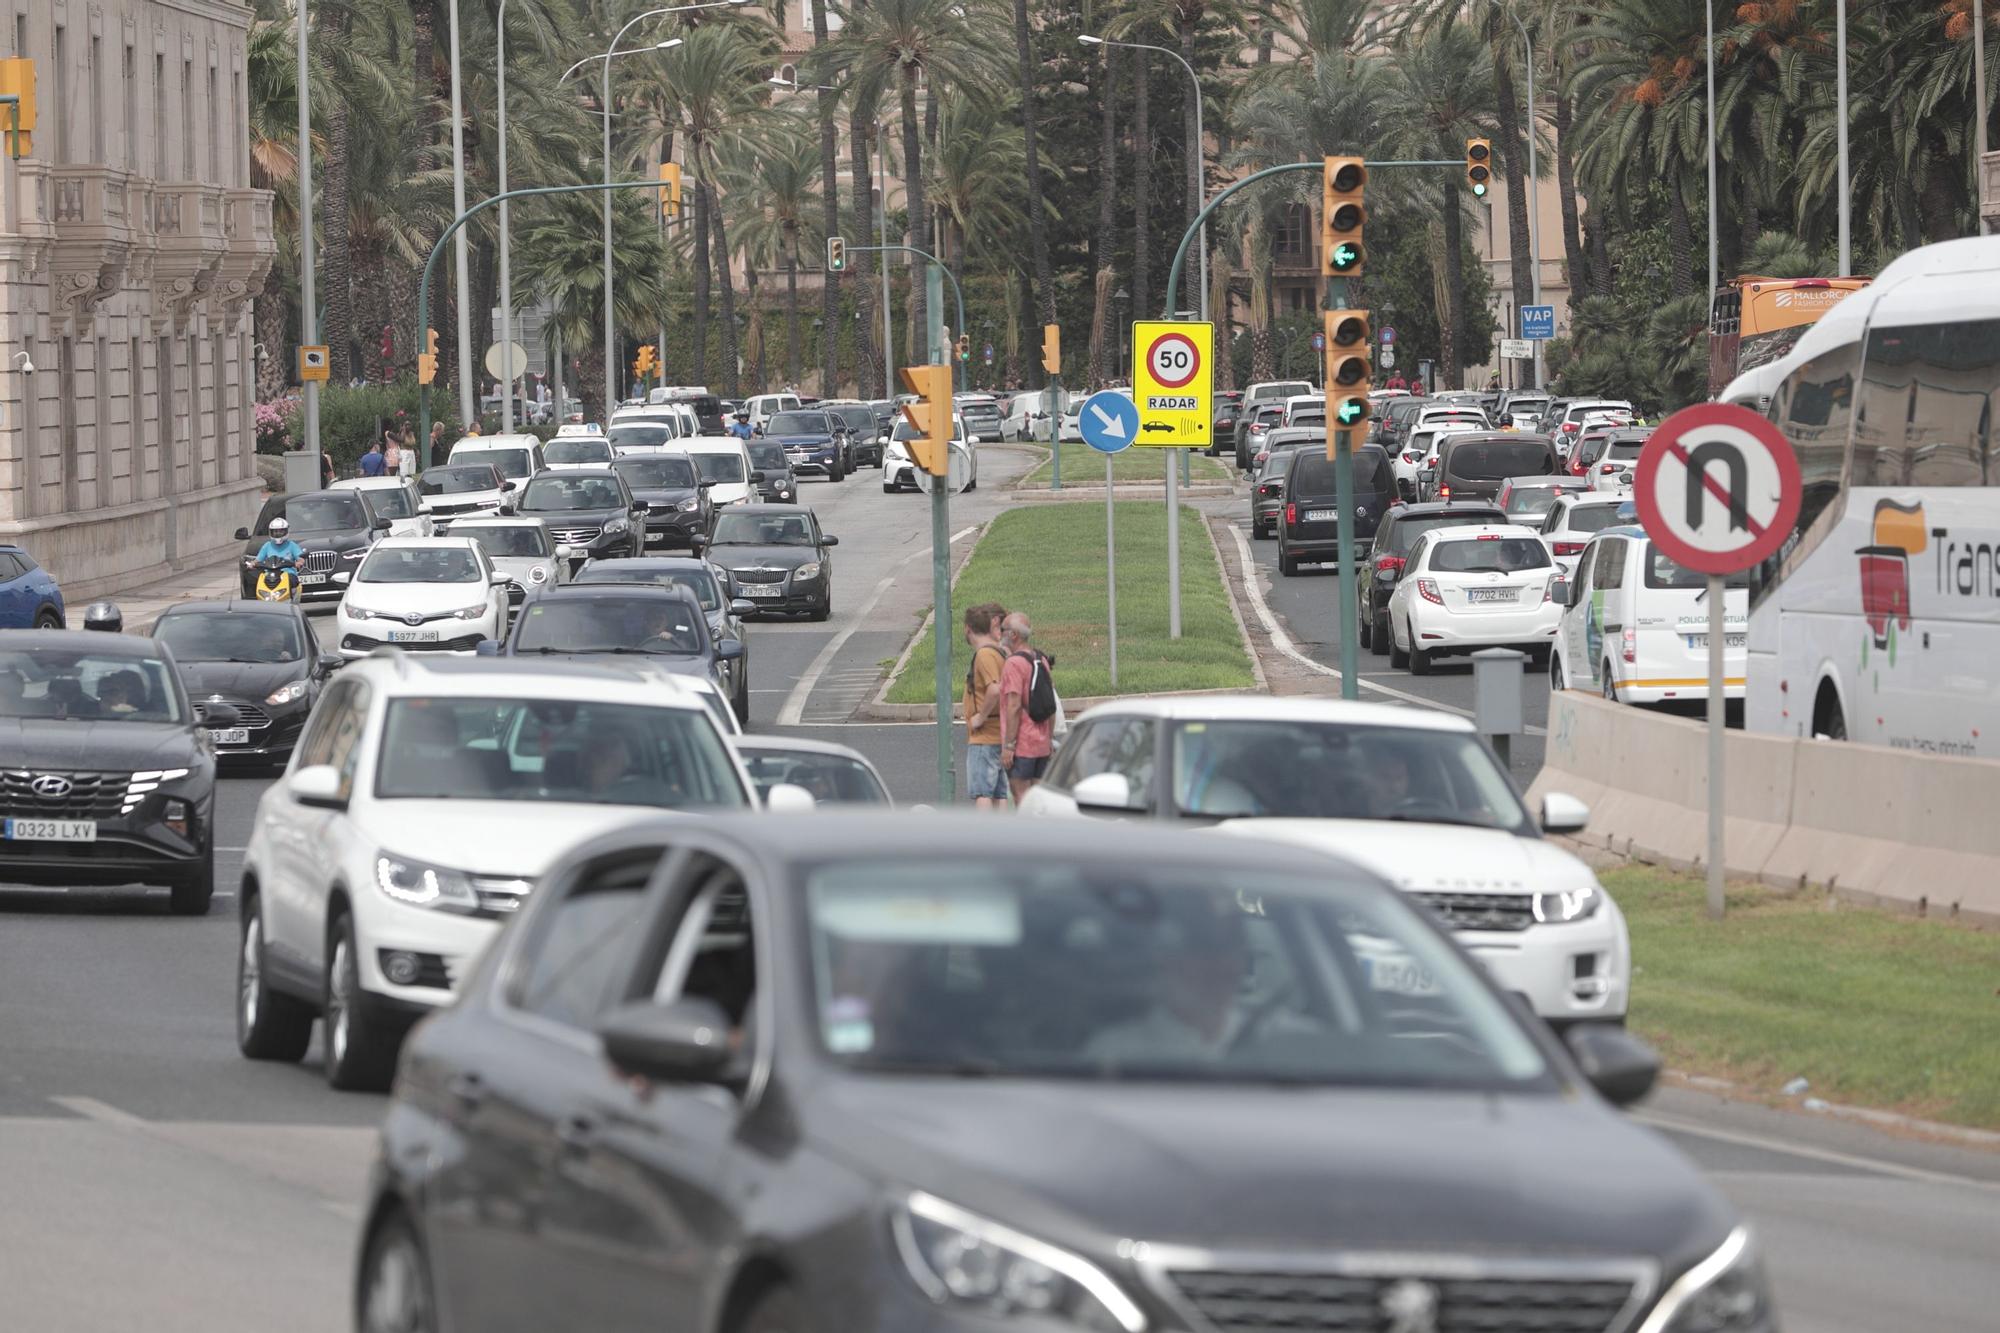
[1635,1110,2000,1195]
[50,1095,145,1127]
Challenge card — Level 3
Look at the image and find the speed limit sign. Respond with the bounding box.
[1131,320,1213,447]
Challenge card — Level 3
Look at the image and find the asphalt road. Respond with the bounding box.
[3,451,1997,1330]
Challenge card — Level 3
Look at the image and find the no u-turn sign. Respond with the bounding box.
[1635,403,1801,575]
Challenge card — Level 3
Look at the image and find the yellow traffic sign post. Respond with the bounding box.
[298,345,330,384]
[1131,319,1212,640]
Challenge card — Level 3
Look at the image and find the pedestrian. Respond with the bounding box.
[399,429,419,477]
[382,432,402,477]
[430,421,447,462]
[961,602,1011,811]
[358,440,386,477]
[998,612,1057,804]
[1386,372,1407,393]
[318,449,335,488]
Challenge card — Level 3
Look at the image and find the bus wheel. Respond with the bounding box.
[1812,682,1847,742]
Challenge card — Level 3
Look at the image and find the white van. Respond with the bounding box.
[1552,525,1749,705]
[446,433,546,483]
[679,436,756,508]
[1003,389,1059,442]
[743,392,801,431]
[607,405,696,453]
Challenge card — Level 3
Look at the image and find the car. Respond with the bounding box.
[1016,696,1633,1028]
[884,418,977,493]
[150,600,338,766]
[507,468,647,568]
[1248,448,1298,539]
[542,433,616,471]
[823,401,886,465]
[1234,377,1315,462]
[484,582,741,700]
[1586,429,1652,492]
[1542,398,1635,452]
[234,654,763,1090]
[449,516,572,606]
[1537,491,1632,577]
[0,630,221,912]
[334,536,509,660]
[702,503,838,621]
[0,544,64,628]
[1496,473,1593,525]
[743,390,802,430]
[1374,395,1434,452]
[1281,392,1327,427]
[1208,388,1245,453]
[1551,525,1751,704]
[1237,403,1287,468]
[607,406,692,453]
[1253,424,1325,470]
[1497,391,1550,429]
[235,490,394,604]
[1386,523,1563,673]
[417,462,512,532]
[952,393,1004,443]
[1276,442,1398,576]
[355,811,1761,1333]
[1355,500,1508,653]
[679,436,757,508]
[1396,420,1483,498]
[1000,387,1060,442]
[330,476,434,539]
[744,439,800,503]
[1423,431,1562,504]
[761,408,849,482]
[1565,423,1626,475]
[446,433,547,483]
[611,451,711,553]
[573,555,755,723]
[731,734,892,804]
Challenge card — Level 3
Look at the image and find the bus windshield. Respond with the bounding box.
[1709,276,1869,397]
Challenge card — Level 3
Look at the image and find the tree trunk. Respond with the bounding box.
[901,65,930,362]
[746,264,767,390]
[255,269,289,400]
[1588,218,1612,299]
[1210,242,1235,392]
[707,181,740,396]
[1087,44,1118,387]
[1133,60,1151,319]
[1004,270,1024,388]
[849,113,880,399]
[1491,18,1534,329]
[354,233,392,384]
[811,1,840,396]
[1179,18,1203,297]
[318,3,355,382]
[1554,81,1589,301]
[1247,217,1273,382]
[1668,176,1694,298]
[784,222,802,387]
[692,153,711,386]
[1442,193,1465,388]
[1012,0,1057,380]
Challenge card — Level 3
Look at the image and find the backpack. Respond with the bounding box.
[1013,650,1058,724]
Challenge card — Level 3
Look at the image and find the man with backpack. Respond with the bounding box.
[961,603,1011,811]
[998,611,1058,803]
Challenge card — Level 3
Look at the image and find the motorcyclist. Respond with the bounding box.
[256,517,303,570]
[726,411,754,441]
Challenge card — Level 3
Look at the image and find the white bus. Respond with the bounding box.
[1737,236,2000,757]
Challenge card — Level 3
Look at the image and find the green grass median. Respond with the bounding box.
[1608,866,2000,1129]
[1016,444,1230,488]
[885,501,1257,702]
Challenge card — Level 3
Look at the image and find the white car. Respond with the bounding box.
[1015,695,1628,1027]
[542,432,615,471]
[884,416,976,492]
[234,655,763,1089]
[609,405,696,452]
[679,436,756,507]
[1587,433,1647,492]
[447,434,547,484]
[743,391,802,431]
[448,515,572,608]
[1547,399,1634,454]
[417,462,511,532]
[1385,524,1563,674]
[1536,492,1631,578]
[334,536,508,660]
[1552,525,1749,705]
[330,476,433,539]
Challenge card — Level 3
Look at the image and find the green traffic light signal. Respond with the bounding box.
[1330,242,1361,272]
[1336,399,1365,425]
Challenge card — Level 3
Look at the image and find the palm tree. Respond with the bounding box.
[512,189,674,412]
[927,92,1028,282]
[724,125,822,388]
[1007,0,1057,351]
[246,13,306,401]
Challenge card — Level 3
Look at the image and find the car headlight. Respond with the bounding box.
[893,1193,1146,1332]
[265,681,309,707]
[1637,1228,1775,1333]
[374,853,480,913]
[453,603,489,620]
[528,564,549,584]
[677,497,701,512]
[603,517,631,536]
[793,562,821,581]
[1532,884,1602,923]
[347,606,383,621]
[342,548,367,561]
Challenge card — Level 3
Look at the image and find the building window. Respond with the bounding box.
[125,45,137,170]
[207,66,218,182]
[155,55,166,176]
[1276,204,1308,259]
[159,335,175,496]
[59,336,77,512]
[89,36,102,162]
[231,69,242,185]
[52,25,66,162]
[95,335,110,508]
[182,60,194,182]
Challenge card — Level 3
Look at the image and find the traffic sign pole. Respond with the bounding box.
[1080,389,1137,677]
[1166,454,1181,639]
[1707,572,1725,919]
[1330,279,1360,699]
[1108,455,1119,686]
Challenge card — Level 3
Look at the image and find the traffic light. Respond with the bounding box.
[1465,138,1492,198]
[634,344,657,380]
[0,58,35,158]
[416,327,439,385]
[657,162,683,217]
[1321,156,1366,277]
[896,364,953,476]
[1041,323,1061,375]
[1324,309,1371,445]
[826,236,846,273]
[956,333,971,363]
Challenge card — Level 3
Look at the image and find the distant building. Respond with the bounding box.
[0,0,275,597]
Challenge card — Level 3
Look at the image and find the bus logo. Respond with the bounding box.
[1856,499,1925,652]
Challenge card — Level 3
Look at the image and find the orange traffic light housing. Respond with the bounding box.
[1465,139,1492,197]
[897,365,953,475]
[1321,156,1366,277]
[0,58,35,158]
[416,327,440,385]
[1041,323,1061,376]
[657,162,683,217]
[1324,309,1371,449]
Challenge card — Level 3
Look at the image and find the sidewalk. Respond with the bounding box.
[72,556,244,629]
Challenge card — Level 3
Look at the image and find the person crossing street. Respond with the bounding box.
[999,612,1058,804]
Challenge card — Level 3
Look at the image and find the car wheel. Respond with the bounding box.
[809,594,831,623]
[357,1211,439,1333]
[831,461,845,483]
[1602,662,1618,702]
[882,478,895,493]
[1278,547,1298,576]
[1370,609,1391,657]
[733,669,750,726]
[1356,606,1372,648]
[1408,627,1433,676]
[736,1286,808,1333]
[1550,655,1567,692]
[169,843,214,915]
[324,912,398,1092]
[1528,645,1552,673]
[238,894,313,1061]
[33,607,61,629]
[1389,618,1409,668]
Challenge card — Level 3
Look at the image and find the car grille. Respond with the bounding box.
[428,500,485,516]
[1412,891,1535,932]
[0,770,133,819]
[1167,1268,1642,1333]
[302,549,339,574]
[730,567,788,584]
[341,632,487,653]
[194,701,272,729]
[550,525,601,545]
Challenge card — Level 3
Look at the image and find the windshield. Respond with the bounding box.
[1256,452,1298,481]
[1446,441,1555,480]
[609,423,675,451]
[1430,536,1551,574]
[893,420,964,443]
[574,563,720,610]
[360,485,415,519]
[1604,440,1644,462]
[510,596,705,656]
[546,438,614,466]
[748,442,788,470]
[1502,486,1571,520]
[1646,548,1752,590]
[832,406,878,432]
[1385,512,1505,554]
[374,697,747,808]
[805,859,1548,1087]
[462,525,550,559]
[420,466,500,497]
[0,649,184,724]
[523,475,625,511]
[358,546,482,584]
[711,511,814,546]
[741,750,888,804]
[693,452,746,484]
[153,613,303,664]
[614,457,697,489]
[455,448,532,479]
[1556,502,1627,535]
[768,412,830,435]
[284,493,366,531]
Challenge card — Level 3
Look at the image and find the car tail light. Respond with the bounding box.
[1416,578,1444,604]
[1600,464,1616,474]
[1403,452,1418,463]
[1375,554,1406,575]
[1561,421,1579,433]
[1438,484,1451,500]
[1476,533,1499,540]
[1622,625,1637,664]
[1285,503,1297,526]
[1553,540,1585,556]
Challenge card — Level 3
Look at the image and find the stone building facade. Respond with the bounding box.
[1,0,274,598]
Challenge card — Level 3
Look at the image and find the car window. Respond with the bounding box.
[1645,547,1751,590]
[1560,502,1627,536]
[1445,440,1556,480]
[1596,537,1628,591]
[511,854,655,1029]
[293,677,371,795]
[154,613,304,664]
[767,412,829,435]
[1429,536,1551,574]
[284,492,367,531]
[546,438,615,466]
[456,448,533,479]
[1502,486,1567,521]
[614,456,698,489]
[462,525,551,559]
[575,563,721,611]
[420,466,501,497]
[0,552,21,579]
[358,547,482,584]
[712,512,813,545]
[1386,512,1504,553]
[1061,717,1155,807]
[608,423,676,451]
[0,647,184,723]
[740,750,889,804]
[692,452,747,484]
[362,485,416,519]
[511,596,706,656]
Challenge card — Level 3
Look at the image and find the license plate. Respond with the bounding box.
[1467,588,1514,603]
[210,728,250,745]
[1686,633,1747,649]
[3,818,97,842]
[298,573,328,586]
[1304,508,1337,521]
[387,629,440,643]
[743,585,782,598]
[1361,955,1440,996]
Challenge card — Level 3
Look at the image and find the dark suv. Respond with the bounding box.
[508,469,648,567]
[1277,444,1398,576]
[235,490,392,603]
[763,409,849,482]
[1355,500,1508,652]
[1424,432,1561,504]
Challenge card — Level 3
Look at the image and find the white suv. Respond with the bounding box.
[235,654,761,1089]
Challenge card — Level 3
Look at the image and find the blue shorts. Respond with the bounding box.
[966,744,1009,800]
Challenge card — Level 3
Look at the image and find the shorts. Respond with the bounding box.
[966,744,1009,800]
[1009,754,1049,781]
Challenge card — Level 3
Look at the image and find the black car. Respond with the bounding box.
[150,601,340,765]
[481,584,741,698]
[234,490,392,603]
[356,815,1767,1333]
[1425,432,1562,504]
[573,556,756,723]
[1277,443,1399,576]
[745,440,799,504]
[611,452,711,553]
[507,468,647,567]
[1250,448,1299,539]
[1356,500,1509,652]
[824,403,885,466]
[0,630,223,912]
[763,409,848,482]
[703,504,837,621]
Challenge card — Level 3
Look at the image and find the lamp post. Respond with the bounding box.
[1705,0,1717,306]
[1836,0,1850,273]
[1489,3,1543,390]
[496,0,515,431]
[294,0,318,468]
[447,0,475,427]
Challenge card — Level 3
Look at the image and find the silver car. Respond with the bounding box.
[447,516,573,608]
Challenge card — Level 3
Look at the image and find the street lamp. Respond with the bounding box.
[1487,2,1543,391]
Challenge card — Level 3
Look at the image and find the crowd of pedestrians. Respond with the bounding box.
[962,603,1061,810]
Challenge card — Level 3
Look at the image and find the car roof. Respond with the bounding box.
[1506,475,1588,489]
[448,515,549,530]
[1072,693,1471,733]
[453,435,539,449]
[730,734,879,763]
[524,582,699,605]
[577,556,714,574]
[680,436,750,451]
[719,502,811,515]
[331,476,408,490]
[529,466,619,479]
[156,598,302,618]
[0,628,166,656]
[369,535,484,551]
[1441,431,1552,445]
[613,450,695,462]
[339,651,717,705]
[1393,500,1506,516]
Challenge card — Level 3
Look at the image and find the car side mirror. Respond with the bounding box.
[597,998,736,1084]
[821,535,839,546]
[1564,1024,1661,1107]
[234,526,251,541]
[698,479,716,489]
[1072,771,1140,815]
[729,598,755,617]
[1548,575,1570,607]
[633,500,653,514]
[1541,791,1590,832]
[291,764,348,811]
[1419,468,1436,483]
[502,480,518,491]
[372,517,393,532]
[499,504,516,516]
[766,782,817,814]
[315,653,342,679]
[716,639,744,661]
[473,639,503,658]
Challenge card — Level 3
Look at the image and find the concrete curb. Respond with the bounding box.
[1007,483,1238,502]
[1201,512,1269,693]
[1659,1070,2000,1153]
[854,686,1256,724]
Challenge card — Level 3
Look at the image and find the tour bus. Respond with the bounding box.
[1708,274,1871,398]
[1744,236,2000,757]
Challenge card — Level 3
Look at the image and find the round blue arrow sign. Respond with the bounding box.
[1079,390,1138,454]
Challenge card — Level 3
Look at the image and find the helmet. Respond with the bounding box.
[269,517,290,535]
[82,601,123,633]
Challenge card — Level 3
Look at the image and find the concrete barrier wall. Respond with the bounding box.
[1530,692,2000,924]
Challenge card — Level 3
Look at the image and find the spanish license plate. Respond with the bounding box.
[1304,508,1337,521]
[1361,955,1440,996]
[743,585,782,598]
[209,728,250,745]
[387,629,440,643]
[1686,633,1747,649]
[298,573,328,586]
[1467,588,1514,603]
[3,818,97,842]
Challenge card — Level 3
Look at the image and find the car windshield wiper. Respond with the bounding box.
[1381,812,1501,829]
